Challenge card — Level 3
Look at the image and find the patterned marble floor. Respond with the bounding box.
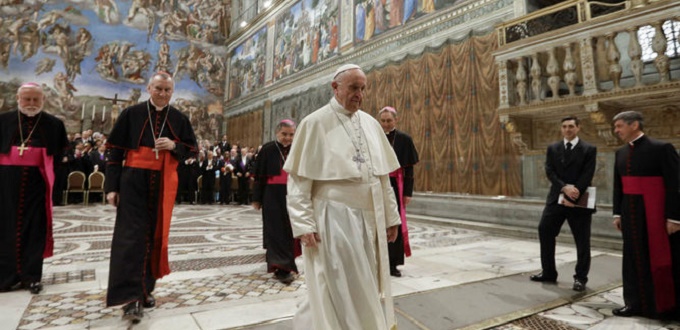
[0,204,678,330]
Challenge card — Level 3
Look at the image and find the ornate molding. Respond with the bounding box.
[498,80,680,117]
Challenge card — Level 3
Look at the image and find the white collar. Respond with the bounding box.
[629,133,644,146]
[149,99,167,111]
[563,136,580,148]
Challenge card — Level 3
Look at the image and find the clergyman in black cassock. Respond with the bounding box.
[104,73,197,322]
[0,83,69,294]
[530,116,596,292]
[252,120,300,284]
[378,107,419,277]
[612,111,680,319]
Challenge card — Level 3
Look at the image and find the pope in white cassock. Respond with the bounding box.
[284,64,402,329]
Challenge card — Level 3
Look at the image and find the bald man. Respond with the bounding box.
[105,72,198,323]
[0,83,69,294]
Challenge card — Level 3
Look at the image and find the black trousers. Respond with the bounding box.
[538,204,592,282]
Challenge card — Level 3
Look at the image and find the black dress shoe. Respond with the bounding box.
[572,279,586,292]
[390,269,402,277]
[529,273,557,283]
[122,301,144,323]
[143,294,156,308]
[274,270,294,285]
[612,306,637,317]
[28,282,43,294]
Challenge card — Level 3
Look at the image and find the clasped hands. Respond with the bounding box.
[560,184,580,208]
[299,225,400,248]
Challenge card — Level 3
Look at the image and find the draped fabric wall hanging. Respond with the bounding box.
[226,109,264,149]
[226,33,521,195]
[363,33,522,196]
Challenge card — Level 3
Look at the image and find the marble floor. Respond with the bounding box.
[1,204,678,330]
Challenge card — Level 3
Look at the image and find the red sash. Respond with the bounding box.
[125,146,179,279]
[0,146,55,258]
[389,168,411,257]
[267,169,288,185]
[622,175,675,312]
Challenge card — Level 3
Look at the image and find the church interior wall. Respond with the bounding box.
[225,0,520,196]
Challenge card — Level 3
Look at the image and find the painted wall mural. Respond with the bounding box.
[0,0,229,141]
[228,26,267,100]
[354,0,467,43]
[272,0,339,82]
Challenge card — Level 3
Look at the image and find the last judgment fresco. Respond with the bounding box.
[0,0,228,140]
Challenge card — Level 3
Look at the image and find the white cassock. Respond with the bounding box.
[284,97,401,330]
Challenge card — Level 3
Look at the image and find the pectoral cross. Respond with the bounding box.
[152,148,159,159]
[352,151,365,170]
[18,143,29,156]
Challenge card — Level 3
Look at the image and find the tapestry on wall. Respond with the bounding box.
[0,0,227,141]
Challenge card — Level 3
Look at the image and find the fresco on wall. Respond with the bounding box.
[228,26,267,100]
[354,0,467,43]
[272,0,339,82]
[0,0,229,141]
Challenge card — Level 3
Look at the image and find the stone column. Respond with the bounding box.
[515,57,528,105]
[580,37,599,96]
[627,26,644,87]
[605,32,622,91]
[651,21,670,82]
[530,53,542,102]
[546,47,560,99]
[563,43,577,97]
[498,60,511,109]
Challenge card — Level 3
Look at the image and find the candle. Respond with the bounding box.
[102,106,106,121]
[81,104,85,119]
[92,105,96,120]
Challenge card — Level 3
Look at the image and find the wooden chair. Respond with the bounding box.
[63,171,86,205]
[86,171,106,206]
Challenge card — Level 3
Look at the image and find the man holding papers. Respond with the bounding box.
[530,116,597,292]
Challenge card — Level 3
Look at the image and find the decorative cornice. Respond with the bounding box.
[497,80,680,117]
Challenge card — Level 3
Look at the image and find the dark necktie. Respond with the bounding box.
[564,142,573,162]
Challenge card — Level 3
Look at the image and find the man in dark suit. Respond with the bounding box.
[217,151,233,205]
[232,147,250,205]
[219,135,230,154]
[530,116,597,292]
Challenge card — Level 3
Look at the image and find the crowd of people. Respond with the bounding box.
[54,132,263,206]
[175,136,261,206]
